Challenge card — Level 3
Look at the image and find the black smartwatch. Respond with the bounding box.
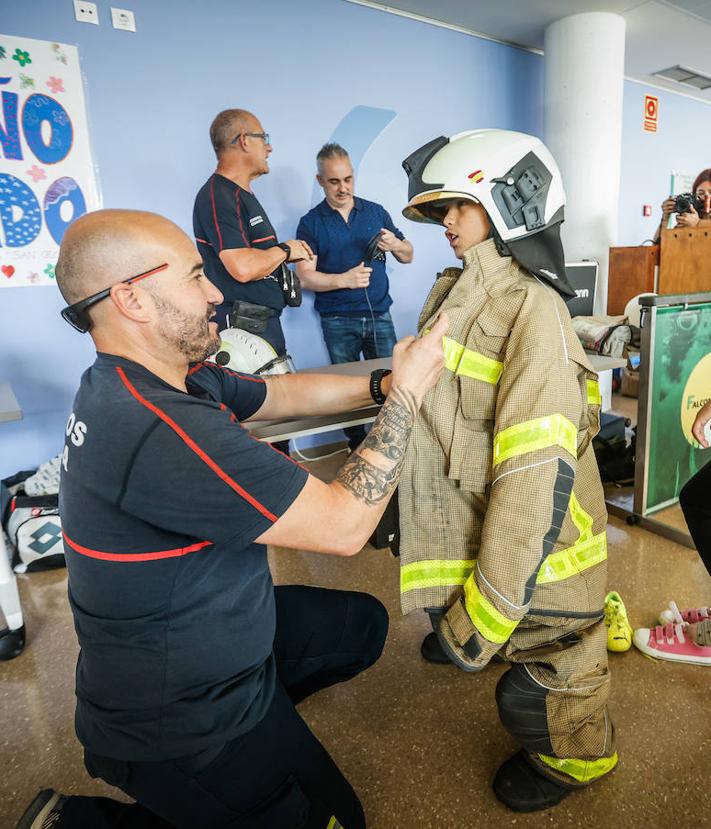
[369,369,392,405]
[276,242,291,262]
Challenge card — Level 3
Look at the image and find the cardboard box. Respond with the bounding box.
[621,367,639,398]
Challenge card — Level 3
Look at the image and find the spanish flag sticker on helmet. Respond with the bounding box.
[468,169,484,183]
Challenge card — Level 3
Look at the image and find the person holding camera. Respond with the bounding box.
[193,109,313,348]
[655,168,711,239]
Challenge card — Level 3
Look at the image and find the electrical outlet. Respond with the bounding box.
[73,0,99,25]
[111,7,136,32]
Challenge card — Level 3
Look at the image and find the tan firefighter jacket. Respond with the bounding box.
[398,237,608,670]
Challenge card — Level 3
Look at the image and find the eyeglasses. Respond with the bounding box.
[60,263,169,333]
[230,132,271,146]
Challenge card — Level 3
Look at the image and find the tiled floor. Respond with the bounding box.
[2,448,711,828]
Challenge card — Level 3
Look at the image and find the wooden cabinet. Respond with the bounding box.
[658,227,711,295]
[607,245,658,315]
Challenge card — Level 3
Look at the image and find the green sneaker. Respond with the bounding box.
[604,591,633,652]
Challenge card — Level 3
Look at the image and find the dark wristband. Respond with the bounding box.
[369,369,392,405]
[276,242,291,262]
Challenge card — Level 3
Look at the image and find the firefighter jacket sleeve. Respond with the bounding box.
[437,284,600,671]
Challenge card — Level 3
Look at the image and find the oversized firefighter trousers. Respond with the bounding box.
[398,239,617,787]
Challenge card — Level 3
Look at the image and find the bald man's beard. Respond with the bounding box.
[150,294,220,363]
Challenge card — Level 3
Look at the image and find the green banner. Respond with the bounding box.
[646,304,711,513]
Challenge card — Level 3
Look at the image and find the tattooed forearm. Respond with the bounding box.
[336,386,417,504]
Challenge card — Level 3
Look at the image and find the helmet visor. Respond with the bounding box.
[402,191,480,224]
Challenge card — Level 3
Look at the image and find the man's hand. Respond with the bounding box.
[377,228,401,252]
[284,239,314,262]
[340,263,372,289]
[676,206,700,228]
[692,399,711,447]
[389,313,448,408]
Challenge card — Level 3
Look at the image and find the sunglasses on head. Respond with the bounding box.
[60,263,169,333]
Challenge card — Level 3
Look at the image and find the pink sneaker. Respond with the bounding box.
[633,622,711,666]
[658,600,710,626]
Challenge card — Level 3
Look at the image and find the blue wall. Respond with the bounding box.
[619,80,711,246]
[0,0,544,476]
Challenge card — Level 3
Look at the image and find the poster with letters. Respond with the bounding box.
[0,34,100,288]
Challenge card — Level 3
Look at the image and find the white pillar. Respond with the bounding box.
[544,13,626,315]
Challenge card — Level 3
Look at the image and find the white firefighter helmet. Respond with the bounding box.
[402,129,565,241]
[402,129,575,299]
[211,328,295,376]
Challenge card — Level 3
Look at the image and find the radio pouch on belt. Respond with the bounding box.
[229,301,274,335]
[279,264,302,308]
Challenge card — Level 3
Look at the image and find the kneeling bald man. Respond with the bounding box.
[19,209,445,829]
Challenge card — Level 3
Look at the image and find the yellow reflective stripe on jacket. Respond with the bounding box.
[493,414,578,466]
[568,492,593,540]
[442,336,503,385]
[401,534,607,595]
[463,578,518,644]
[536,532,607,584]
[537,752,618,783]
[586,379,602,406]
[326,818,344,829]
[401,559,476,593]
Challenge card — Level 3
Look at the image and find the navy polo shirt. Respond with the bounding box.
[296,197,405,316]
[59,354,308,761]
[193,173,285,312]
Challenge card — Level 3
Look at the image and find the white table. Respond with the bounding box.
[0,381,22,423]
[246,353,627,442]
[247,358,388,443]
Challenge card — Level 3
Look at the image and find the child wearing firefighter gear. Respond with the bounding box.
[398,129,617,812]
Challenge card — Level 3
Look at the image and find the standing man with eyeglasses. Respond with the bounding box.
[296,143,414,450]
[193,109,313,350]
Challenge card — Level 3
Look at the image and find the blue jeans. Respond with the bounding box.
[320,312,397,448]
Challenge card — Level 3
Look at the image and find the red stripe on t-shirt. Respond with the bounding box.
[195,237,210,246]
[234,187,250,247]
[209,176,224,251]
[206,362,266,384]
[63,531,212,562]
[116,366,277,522]
[252,235,275,244]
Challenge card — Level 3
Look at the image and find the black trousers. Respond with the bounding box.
[57,586,388,829]
[680,463,711,576]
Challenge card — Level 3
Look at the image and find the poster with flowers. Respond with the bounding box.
[0,35,101,288]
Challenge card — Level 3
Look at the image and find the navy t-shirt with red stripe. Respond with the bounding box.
[193,172,285,312]
[59,353,308,761]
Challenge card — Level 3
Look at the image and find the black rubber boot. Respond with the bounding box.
[420,631,451,664]
[0,624,25,660]
[493,751,574,812]
[16,789,66,829]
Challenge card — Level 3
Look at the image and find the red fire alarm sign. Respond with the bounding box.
[644,95,658,132]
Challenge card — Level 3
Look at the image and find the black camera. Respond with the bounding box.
[674,192,704,215]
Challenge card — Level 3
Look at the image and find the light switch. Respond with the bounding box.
[111,7,136,31]
[74,0,99,25]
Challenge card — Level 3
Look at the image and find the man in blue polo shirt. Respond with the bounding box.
[296,143,413,449]
[18,208,446,829]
